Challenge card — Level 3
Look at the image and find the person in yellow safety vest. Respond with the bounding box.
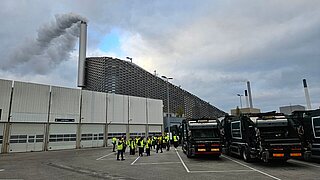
[156,135,163,153]
[135,136,140,152]
[138,137,145,156]
[173,134,179,148]
[165,134,170,151]
[162,135,167,150]
[125,138,130,153]
[152,136,157,149]
[145,137,151,156]
[117,137,125,161]
[129,137,136,155]
[112,137,117,152]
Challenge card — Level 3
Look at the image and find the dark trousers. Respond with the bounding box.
[166,142,170,151]
[139,147,144,156]
[130,147,135,155]
[146,148,150,156]
[117,150,124,160]
[156,143,163,153]
[112,143,116,152]
[174,142,178,148]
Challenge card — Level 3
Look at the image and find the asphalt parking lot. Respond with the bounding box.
[1,146,320,180]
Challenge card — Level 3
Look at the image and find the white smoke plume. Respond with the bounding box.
[2,13,87,75]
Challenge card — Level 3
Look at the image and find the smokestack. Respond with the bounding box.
[247,81,253,108]
[303,79,312,110]
[77,21,87,87]
[245,90,249,108]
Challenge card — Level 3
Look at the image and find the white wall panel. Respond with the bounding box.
[50,86,80,123]
[80,124,104,148]
[108,124,126,133]
[130,96,146,124]
[0,79,12,122]
[81,90,107,123]
[48,123,77,150]
[147,99,163,124]
[107,124,126,145]
[129,125,145,133]
[149,125,162,133]
[9,123,45,153]
[107,94,128,123]
[11,81,50,122]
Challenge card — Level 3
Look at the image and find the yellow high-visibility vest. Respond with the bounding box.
[173,135,178,142]
[130,140,135,149]
[139,140,144,148]
[117,140,123,150]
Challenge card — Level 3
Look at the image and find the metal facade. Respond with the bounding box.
[0,78,163,153]
[85,57,226,118]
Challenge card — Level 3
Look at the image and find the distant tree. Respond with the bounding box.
[176,106,184,117]
[236,106,240,116]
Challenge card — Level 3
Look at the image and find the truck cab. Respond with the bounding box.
[289,109,320,160]
[181,118,222,158]
[221,112,303,162]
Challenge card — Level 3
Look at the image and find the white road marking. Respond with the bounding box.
[175,149,190,173]
[96,152,115,160]
[0,169,4,172]
[222,155,281,180]
[289,159,320,168]
[190,170,254,173]
[133,162,181,165]
[131,156,140,165]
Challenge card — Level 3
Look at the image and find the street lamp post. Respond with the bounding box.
[161,75,173,143]
[237,94,243,109]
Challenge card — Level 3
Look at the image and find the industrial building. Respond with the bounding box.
[279,105,305,115]
[84,57,225,119]
[0,79,163,153]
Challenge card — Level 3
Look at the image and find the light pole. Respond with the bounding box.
[161,75,173,143]
[126,57,132,63]
[237,94,243,109]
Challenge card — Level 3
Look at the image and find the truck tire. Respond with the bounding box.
[242,147,252,162]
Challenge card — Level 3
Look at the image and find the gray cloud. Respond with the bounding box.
[0,0,319,112]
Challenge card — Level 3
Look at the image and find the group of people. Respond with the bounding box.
[112,134,179,161]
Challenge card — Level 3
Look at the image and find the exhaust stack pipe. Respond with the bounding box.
[245,90,249,108]
[247,81,253,108]
[77,21,87,87]
[303,79,312,110]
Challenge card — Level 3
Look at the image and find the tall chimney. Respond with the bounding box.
[245,90,249,108]
[247,81,253,108]
[303,79,312,110]
[77,21,87,87]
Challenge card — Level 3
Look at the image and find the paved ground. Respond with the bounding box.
[1,146,320,180]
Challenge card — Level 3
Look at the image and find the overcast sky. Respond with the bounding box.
[1,0,319,113]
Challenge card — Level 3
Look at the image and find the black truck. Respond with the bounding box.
[220,112,303,162]
[181,118,222,158]
[289,109,320,160]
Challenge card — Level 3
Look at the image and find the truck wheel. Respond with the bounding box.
[242,148,251,162]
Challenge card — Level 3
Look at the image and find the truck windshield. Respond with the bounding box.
[191,129,219,138]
